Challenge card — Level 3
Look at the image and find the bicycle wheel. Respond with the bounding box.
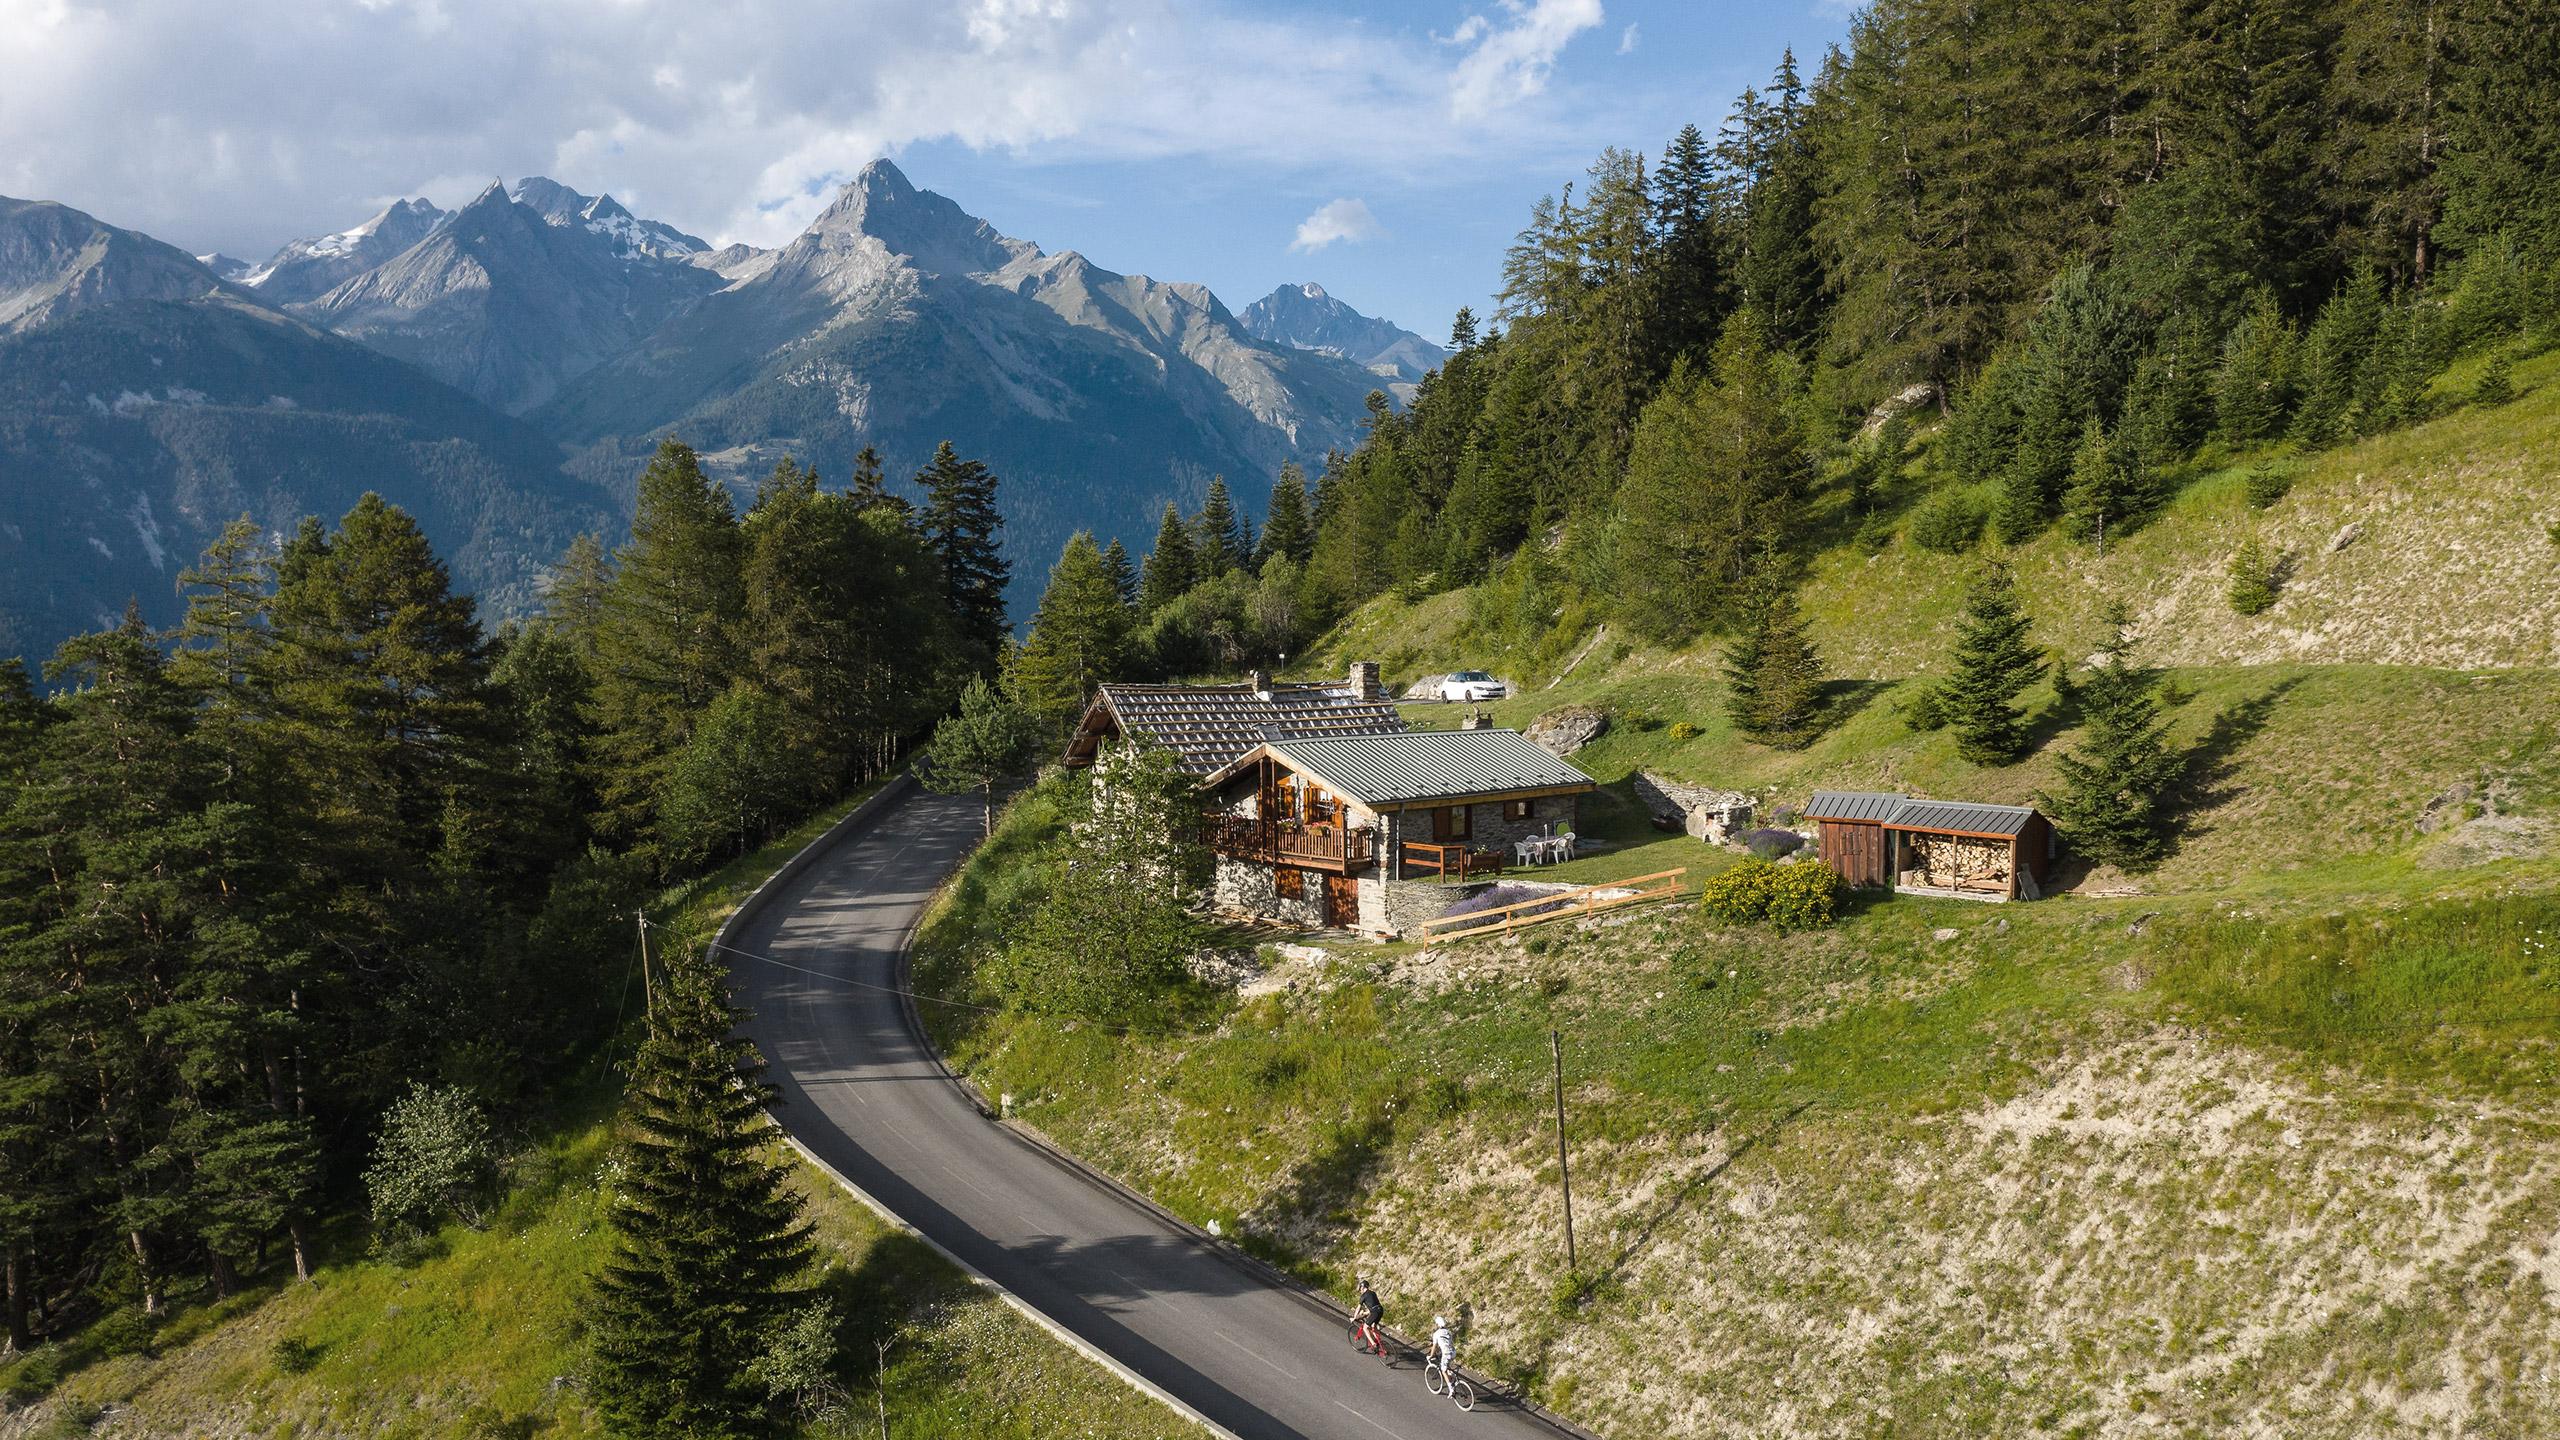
[1350,1318,1368,1350]
[1449,1376,1476,1411]
[1424,1361,1447,1395]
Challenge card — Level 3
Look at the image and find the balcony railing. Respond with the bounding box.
[1203,815,1375,870]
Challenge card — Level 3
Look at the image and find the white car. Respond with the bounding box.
[1439,670,1505,703]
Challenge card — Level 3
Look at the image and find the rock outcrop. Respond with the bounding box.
[1526,704,1608,755]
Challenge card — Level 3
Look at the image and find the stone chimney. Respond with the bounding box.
[1249,669,1274,700]
[1348,660,1383,702]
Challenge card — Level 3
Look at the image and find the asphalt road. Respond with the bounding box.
[729,784,1567,1440]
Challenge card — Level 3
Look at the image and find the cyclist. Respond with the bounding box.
[1428,1314,1457,1379]
[1353,1276,1386,1355]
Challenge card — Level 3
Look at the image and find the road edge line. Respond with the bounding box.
[776,1131,1243,1440]
[721,778,1237,1440]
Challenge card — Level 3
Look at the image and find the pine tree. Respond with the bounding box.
[1136,502,1196,616]
[1003,533,1131,733]
[1938,563,2045,766]
[1257,464,1314,569]
[2040,603,2181,872]
[588,955,815,1440]
[591,441,747,842]
[917,441,1010,660]
[1449,306,1481,353]
[1191,477,1248,578]
[543,533,614,663]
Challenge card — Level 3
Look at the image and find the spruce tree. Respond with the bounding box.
[2214,293,2299,444]
[917,441,1010,660]
[2040,604,2181,872]
[1723,565,1825,748]
[1099,537,1138,607]
[1194,476,1250,578]
[1938,563,2045,766]
[1257,464,1314,569]
[2290,266,2386,446]
[2060,419,2146,548]
[588,955,815,1440]
[846,444,911,520]
[2228,536,2278,615]
[1137,502,1196,616]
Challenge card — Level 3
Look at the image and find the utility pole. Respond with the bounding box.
[635,910,655,1030]
[1551,1028,1577,1276]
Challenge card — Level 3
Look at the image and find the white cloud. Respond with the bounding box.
[1618,22,1640,54]
[1290,198,1384,253]
[1447,0,1607,121]
[0,0,1630,258]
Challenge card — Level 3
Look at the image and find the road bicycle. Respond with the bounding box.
[1424,1358,1476,1411]
[1348,1314,1387,1356]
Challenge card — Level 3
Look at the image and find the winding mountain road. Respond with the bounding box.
[728,783,1575,1440]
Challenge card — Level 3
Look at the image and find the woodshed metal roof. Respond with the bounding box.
[1065,680,1407,775]
[1807,791,2041,838]
[1213,728,1595,806]
[1805,790,1908,822]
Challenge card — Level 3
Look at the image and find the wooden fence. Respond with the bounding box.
[1413,868,1688,946]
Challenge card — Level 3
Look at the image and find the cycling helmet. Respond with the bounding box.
[1434,1315,1449,1328]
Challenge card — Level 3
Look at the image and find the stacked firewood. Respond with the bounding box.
[1908,833,2011,890]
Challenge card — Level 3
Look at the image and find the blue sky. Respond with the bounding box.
[3,0,1852,341]
[885,2,1852,339]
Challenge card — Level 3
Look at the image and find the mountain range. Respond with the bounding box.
[1239,281,1446,387]
[0,161,1441,662]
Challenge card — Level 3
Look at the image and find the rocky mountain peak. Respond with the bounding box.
[0,196,222,333]
[803,158,1022,276]
[1240,282,1446,386]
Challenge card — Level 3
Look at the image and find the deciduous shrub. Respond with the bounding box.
[364,1082,498,1239]
[1668,720,1701,741]
[1697,857,1843,931]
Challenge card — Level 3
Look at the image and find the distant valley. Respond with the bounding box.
[0,163,1433,661]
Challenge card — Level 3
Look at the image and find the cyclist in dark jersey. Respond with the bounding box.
[1353,1276,1387,1355]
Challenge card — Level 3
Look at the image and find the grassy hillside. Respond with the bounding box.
[1,793,1189,1440]
[906,360,2560,1437]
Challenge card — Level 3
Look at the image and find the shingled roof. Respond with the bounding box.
[1063,666,1407,775]
[1207,728,1595,807]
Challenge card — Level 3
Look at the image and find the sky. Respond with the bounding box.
[0,0,1853,341]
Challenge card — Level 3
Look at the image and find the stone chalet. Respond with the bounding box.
[1063,664,1597,936]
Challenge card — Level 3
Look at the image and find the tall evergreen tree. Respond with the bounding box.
[1193,476,1250,578]
[1100,537,1138,607]
[2060,419,2148,548]
[1615,312,1808,641]
[1257,464,1314,569]
[2215,292,2300,444]
[846,444,911,520]
[1937,563,2045,766]
[588,955,815,1440]
[917,442,1009,660]
[2040,604,2181,871]
[543,533,614,663]
[1004,533,1131,733]
[1136,502,1197,616]
[591,441,747,843]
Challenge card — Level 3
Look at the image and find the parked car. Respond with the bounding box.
[1438,670,1505,703]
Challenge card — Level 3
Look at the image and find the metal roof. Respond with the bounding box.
[1233,728,1595,805]
[1066,680,1407,775]
[1805,790,1908,822]
[1885,799,2038,837]
[1806,791,2041,837]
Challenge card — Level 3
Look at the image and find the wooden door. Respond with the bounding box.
[1321,875,1358,929]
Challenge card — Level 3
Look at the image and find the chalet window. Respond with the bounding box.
[1274,867,1304,900]
[1437,804,1472,840]
[1503,798,1532,822]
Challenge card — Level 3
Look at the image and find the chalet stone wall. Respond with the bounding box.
[1365,876,1493,936]
[1384,794,1580,874]
[1212,856,1324,928]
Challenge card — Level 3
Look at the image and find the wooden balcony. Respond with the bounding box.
[1203,815,1376,872]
